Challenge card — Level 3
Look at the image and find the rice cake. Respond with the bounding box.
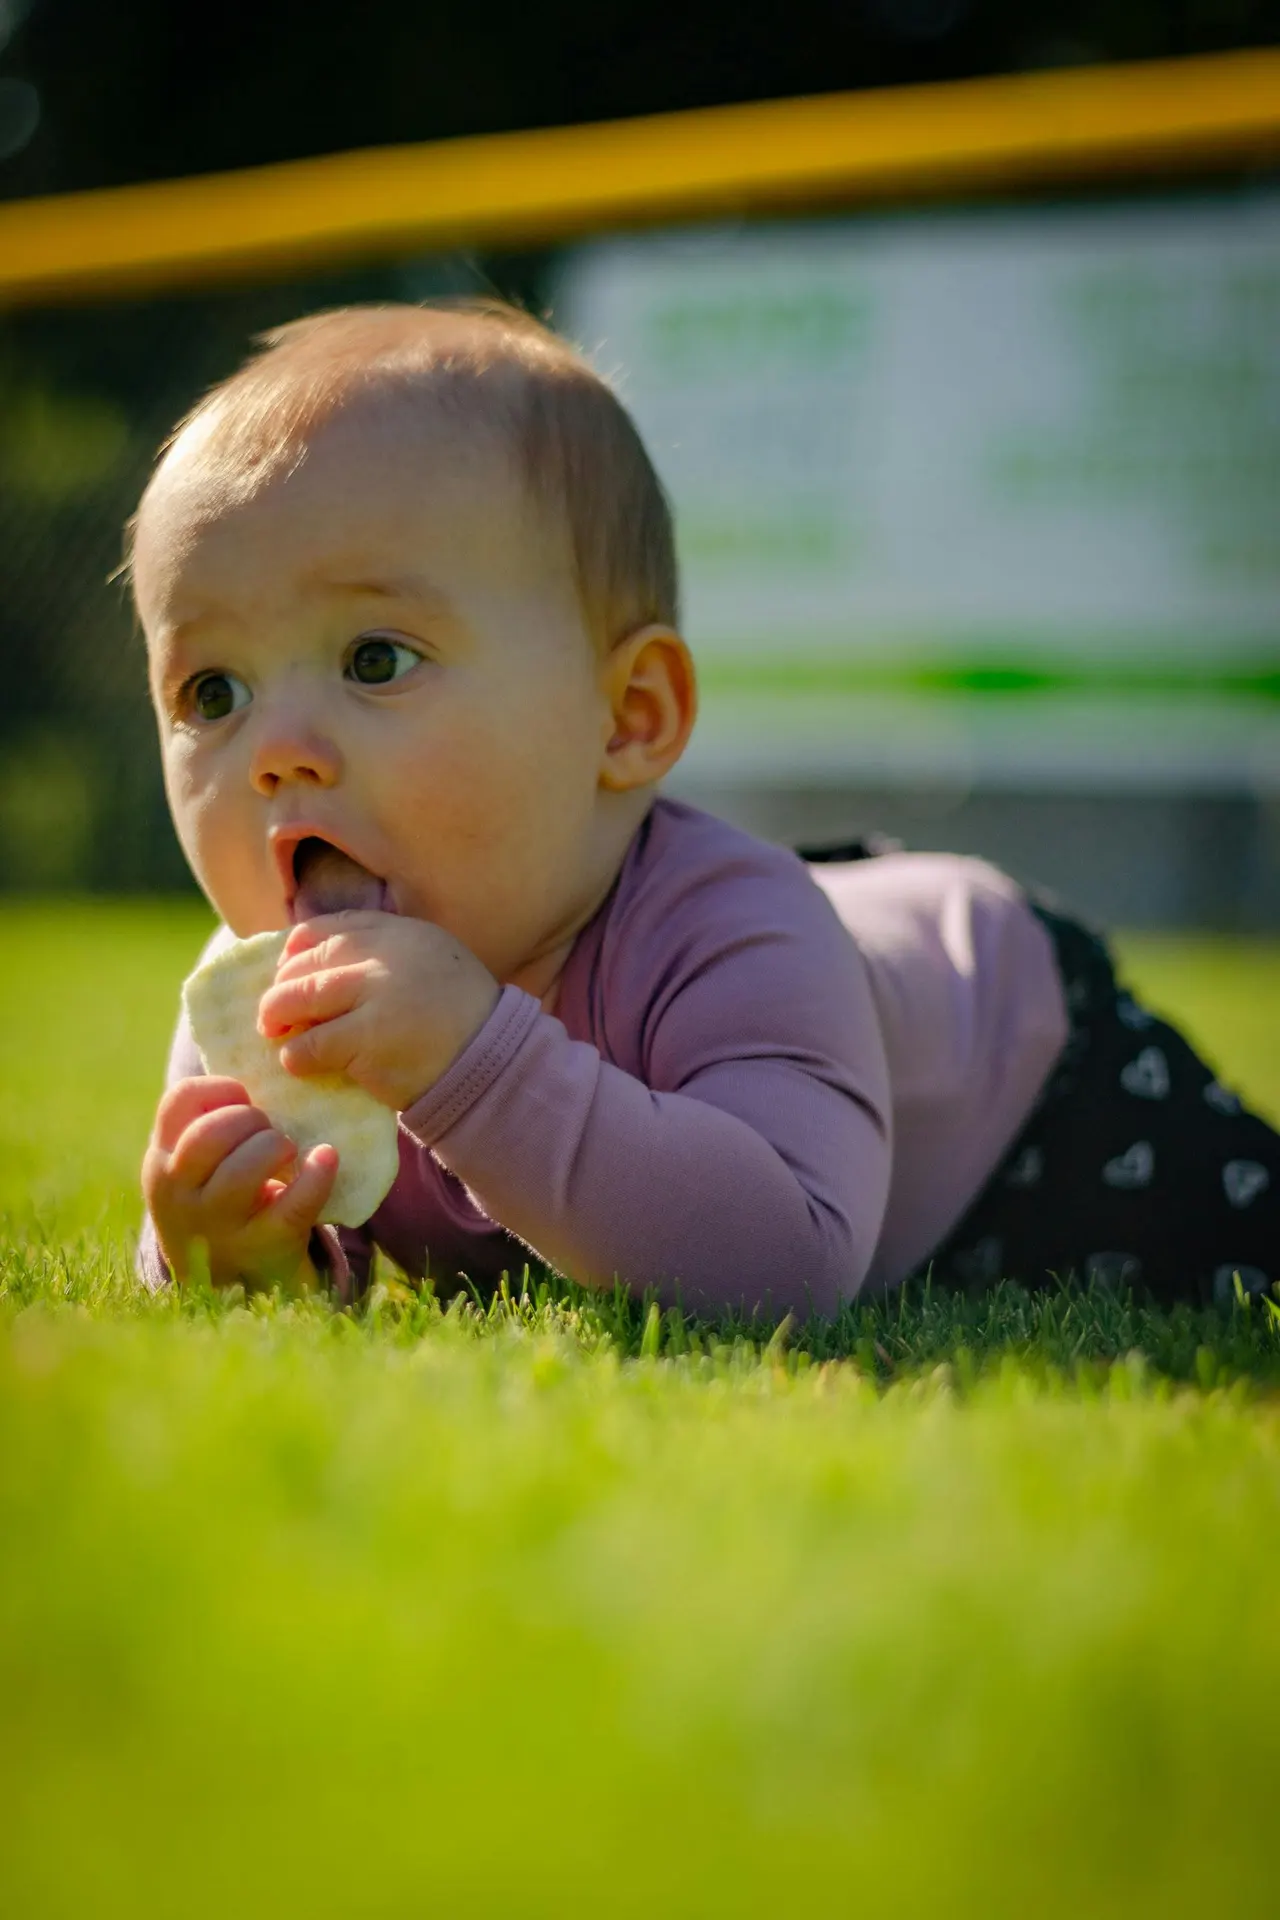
[182,930,399,1227]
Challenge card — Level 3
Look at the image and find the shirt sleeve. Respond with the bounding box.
[401,860,892,1318]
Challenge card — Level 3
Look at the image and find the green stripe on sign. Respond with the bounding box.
[695,657,1280,701]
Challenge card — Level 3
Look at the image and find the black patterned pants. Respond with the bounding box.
[797,840,1280,1306]
[926,902,1280,1305]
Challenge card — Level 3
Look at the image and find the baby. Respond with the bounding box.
[135,300,1278,1314]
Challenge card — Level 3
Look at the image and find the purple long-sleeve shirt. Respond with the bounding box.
[141,798,1068,1315]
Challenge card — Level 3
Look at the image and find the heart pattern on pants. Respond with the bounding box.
[1120,1046,1170,1100]
[1223,1160,1270,1209]
[1086,1250,1143,1288]
[1005,1145,1044,1189]
[1102,1140,1155,1190]
[1212,1263,1270,1303]
[954,1235,1005,1282]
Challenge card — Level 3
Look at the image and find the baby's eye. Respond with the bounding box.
[346,636,421,686]
[189,671,251,722]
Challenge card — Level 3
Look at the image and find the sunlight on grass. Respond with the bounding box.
[3,1297,1279,1918]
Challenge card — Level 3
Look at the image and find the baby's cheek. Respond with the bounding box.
[175,785,277,935]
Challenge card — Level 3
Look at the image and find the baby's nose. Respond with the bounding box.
[249,710,343,794]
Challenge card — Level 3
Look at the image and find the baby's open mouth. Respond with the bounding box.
[291,837,392,920]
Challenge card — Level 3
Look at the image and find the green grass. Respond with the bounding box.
[3,899,1280,1917]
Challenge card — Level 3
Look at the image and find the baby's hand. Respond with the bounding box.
[143,1075,337,1289]
[257,912,501,1112]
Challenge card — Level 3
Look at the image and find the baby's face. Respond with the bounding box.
[134,399,620,985]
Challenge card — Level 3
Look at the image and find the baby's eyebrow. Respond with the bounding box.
[313,572,453,613]
[166,609,225,646]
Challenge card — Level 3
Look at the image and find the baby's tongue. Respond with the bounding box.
[292,840,389,919]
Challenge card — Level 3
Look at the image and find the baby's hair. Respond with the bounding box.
[132,298,679,651]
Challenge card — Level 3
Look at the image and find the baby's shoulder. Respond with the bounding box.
[587,799,870,1050]
[618,798,846,944]
[584,799,881,1081]
[622,805,1030,946]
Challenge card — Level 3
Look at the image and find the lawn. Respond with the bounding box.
[2,900,1279,1918]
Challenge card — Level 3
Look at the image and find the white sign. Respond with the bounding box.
[555,198,1280,791]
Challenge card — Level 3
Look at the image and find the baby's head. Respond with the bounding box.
[131,301,696,989]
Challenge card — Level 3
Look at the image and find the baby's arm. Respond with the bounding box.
[400,876,892,1318]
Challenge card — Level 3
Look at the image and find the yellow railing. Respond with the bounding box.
[3,48,1280,305]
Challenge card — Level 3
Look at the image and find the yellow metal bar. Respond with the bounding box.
[3,49,1280,306]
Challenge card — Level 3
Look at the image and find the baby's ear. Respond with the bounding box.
[598,625,698,792]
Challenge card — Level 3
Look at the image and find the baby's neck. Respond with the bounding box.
[505,793,653,1016]
[506,943,570,1014]
[505,915,591,1016]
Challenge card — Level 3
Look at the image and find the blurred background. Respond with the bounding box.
[1,0,1278,926]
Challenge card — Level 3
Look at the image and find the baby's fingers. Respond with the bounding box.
[277,1012,362,1079]
[280,913,385,965]
[201,1125,299,1218]
[153,1075,250,1152]
[260,1144,339,1236]
[258,965,362,1038]
[164,1101,276,1191]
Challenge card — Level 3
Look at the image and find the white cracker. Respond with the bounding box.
[182,930,399,1227]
